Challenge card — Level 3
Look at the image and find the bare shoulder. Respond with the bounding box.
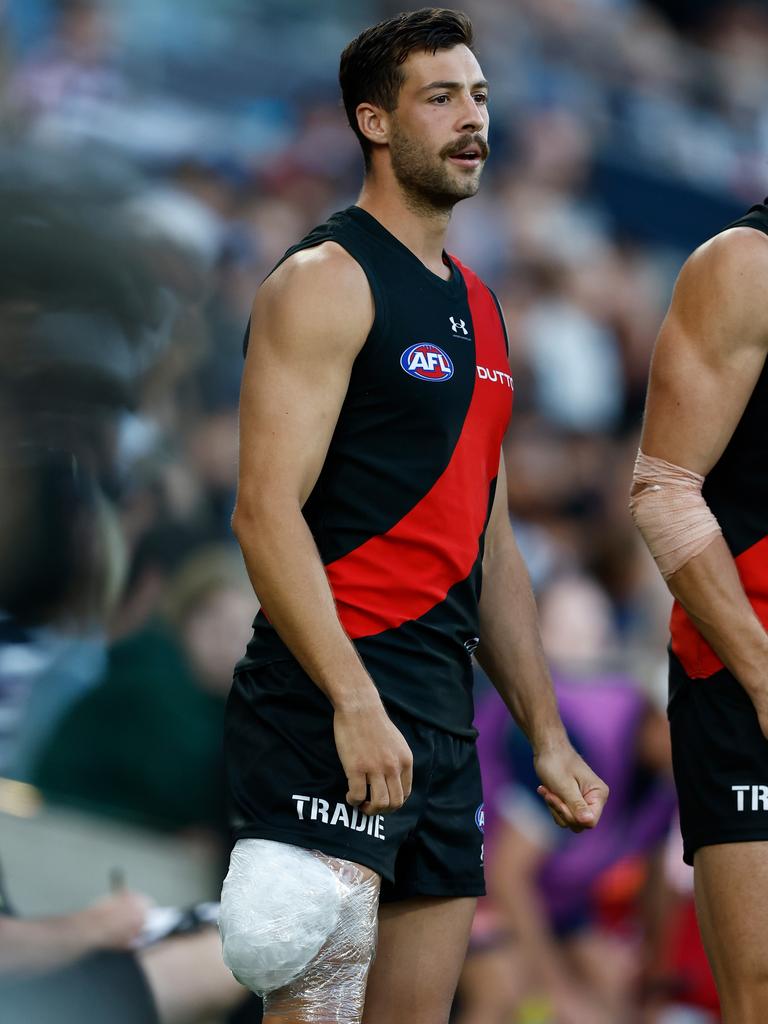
[265,240,369,297]
[688,223,768,274]
[643,227,768,466]
[253,241,374,355]
[675,227,768,329]
[657,225,768,366]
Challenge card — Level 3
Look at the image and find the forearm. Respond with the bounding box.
[476,539,566,751]
[666,535,768,699]
[233,502,379,710]
[0,913,98,975]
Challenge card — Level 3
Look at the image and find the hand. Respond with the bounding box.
[333,694,413,816]
[534,740,609,832]
[77,889,151,952]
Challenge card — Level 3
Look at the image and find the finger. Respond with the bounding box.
[581,782,609,826]
[385,771,405,813]
[540,784,596,833]
[401,759,413,802]
[569,769,609,827]
[361,774,389,815]
[546,775,597,828]
[546,797,583,831]
[544,796,585,833]
[546,803,570,829]
[540,788,589,833]
[346,772,367,807]
[537,785,578,826]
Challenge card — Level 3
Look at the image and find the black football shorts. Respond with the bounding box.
[224,659,486,902]
[668,652,768,866]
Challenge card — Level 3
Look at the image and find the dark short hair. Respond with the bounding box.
[339,8,475,169]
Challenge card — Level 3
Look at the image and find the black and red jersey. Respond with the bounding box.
[670,199,768,682]
[237,206,513,735]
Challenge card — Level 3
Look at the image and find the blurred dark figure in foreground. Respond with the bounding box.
[0,154,258,1021]
[0,151,167,774]
[0,159,144,791]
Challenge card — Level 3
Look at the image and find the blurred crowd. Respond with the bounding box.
[2,0,767,1021]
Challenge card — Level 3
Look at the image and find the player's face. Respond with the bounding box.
[388,45,490,211]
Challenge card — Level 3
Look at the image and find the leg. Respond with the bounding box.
[263,861,380,1024]
[139,927,248,1024]
[363,896,476,1024]
[694,842,768,1023]
[563,928,638,1021]
[454,940,523,1024]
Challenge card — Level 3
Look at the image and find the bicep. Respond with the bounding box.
[642,315,764,476]
[641,230,768,475]
[238,322,348,508]
[235,249,373,512]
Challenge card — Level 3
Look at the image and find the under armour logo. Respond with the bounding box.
[450,316,468,336]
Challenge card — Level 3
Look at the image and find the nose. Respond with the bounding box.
[455,91,484,134]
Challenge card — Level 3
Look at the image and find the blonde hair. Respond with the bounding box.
[162,544,250,631]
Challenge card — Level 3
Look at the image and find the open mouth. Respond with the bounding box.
[448,147,483,167]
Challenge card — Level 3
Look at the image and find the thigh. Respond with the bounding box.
[363,896,476,1024]
[695,842,768,1018]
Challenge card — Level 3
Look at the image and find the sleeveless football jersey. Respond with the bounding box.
[670,199,768,681]
[237,206,513,735]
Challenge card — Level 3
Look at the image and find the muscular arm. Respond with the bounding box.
[476,457,608,829]
[638,227,768,717]
[232,244,412,814]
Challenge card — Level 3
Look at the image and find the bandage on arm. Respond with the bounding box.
[629,450,723,580]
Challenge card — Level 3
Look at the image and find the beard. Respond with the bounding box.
[388,121,488,215]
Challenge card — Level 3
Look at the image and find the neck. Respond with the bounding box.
[356,171,453,280]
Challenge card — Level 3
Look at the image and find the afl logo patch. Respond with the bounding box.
[475,804,485,834]
[400,343,454,382]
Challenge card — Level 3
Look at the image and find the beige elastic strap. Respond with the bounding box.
[629,450,722,580]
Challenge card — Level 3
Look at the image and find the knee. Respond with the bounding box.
[219,839,342,992]
[219,839,379,1010]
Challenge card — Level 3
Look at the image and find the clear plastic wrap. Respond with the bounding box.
[219,838,380,1023]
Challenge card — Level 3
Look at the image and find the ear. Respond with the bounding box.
[356,102,391,149]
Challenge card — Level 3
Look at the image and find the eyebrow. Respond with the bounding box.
[419,79,490,93]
